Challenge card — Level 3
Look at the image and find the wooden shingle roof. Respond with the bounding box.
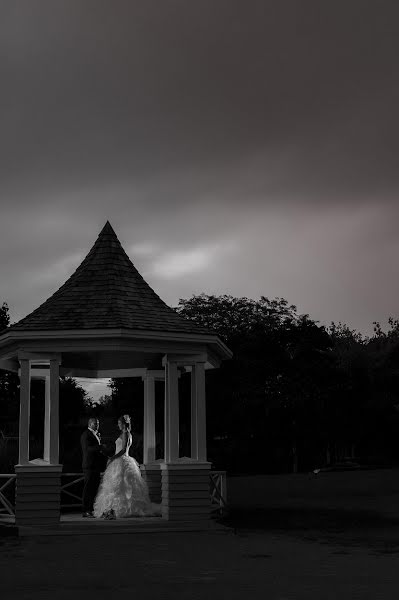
[10,222,210,335]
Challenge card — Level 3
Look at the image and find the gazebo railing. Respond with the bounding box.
[60,473,85,509]
[0,470,228,517]
[209,470,228,515]
[61,471,228,512]
[0,474,16,517]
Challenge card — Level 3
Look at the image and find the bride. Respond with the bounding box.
[93,414,160,519]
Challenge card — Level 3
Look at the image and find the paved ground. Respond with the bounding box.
[2,469,399,599]
[2,528,399,600]
[0,533,399,600]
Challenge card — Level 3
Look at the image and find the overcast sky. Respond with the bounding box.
[1,0,399,370]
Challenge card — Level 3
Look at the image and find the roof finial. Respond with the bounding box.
[99,221,116,236]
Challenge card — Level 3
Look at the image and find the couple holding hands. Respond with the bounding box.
[80,414,159,519]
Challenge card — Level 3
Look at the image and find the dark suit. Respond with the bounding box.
[80,429,105,513]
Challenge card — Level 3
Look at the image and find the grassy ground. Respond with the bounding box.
[2,468,399,599]
[225,467,399,551]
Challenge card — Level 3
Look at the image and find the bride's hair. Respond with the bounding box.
[119,414,131,431]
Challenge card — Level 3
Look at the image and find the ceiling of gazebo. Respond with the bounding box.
[62,350,160,371]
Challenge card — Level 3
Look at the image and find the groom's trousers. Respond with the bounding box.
[82,469,101,513]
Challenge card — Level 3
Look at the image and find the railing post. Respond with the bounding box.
[43,375,50,462]
[49,359,60,464]
[143,374,156,464]
[18,359,30,465]
[164,359,179,463]
[191,362,206,461]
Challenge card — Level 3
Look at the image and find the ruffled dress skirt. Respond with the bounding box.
[93,455,161,518]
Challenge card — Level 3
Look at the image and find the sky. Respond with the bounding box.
[1,1,399,396]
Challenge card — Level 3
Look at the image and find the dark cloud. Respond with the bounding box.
[2,1,399,199]
[1,1,399,336]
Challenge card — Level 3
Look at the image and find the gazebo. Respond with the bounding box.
[0,222,232,527]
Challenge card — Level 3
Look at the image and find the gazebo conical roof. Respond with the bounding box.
[9,221,209,335]
[0,222,231,376]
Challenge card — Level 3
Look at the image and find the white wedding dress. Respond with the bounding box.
[93,433,160,519]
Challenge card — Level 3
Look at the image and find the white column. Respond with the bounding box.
[164,360,179,462]
[191,362,207,461]
[43,375,50,462]
[143,374,156,464]
[49,359,60,464]
[18,359,31,465]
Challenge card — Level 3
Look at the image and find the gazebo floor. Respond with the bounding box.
[0,513,230,537]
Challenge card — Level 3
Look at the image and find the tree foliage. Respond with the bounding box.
[175,294,399,472]
[176,294,334,471]
[0,303,19,423]
[59,377,90,424]
[0,302,10,331]
[176,294,302,347]
[107,378,144,425]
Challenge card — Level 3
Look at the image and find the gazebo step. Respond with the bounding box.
[16,515,231,537]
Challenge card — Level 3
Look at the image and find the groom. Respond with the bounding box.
[80,417,106,518]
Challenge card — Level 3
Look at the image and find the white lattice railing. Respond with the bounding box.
[0,470,228,517]
[209,470,228,514]
[61,471,228,512]
[0,474,16,517]
[60,473,85,509]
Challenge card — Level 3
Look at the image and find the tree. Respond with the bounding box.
[359,319,399,460]
[0,303,19,425]
[85,394,113,417]
[175,294,301,349]
[108,378,144,424]
[0,302,10,331]
[59,377,90,425]
[321,319,399,465]
[176,294,332,472]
